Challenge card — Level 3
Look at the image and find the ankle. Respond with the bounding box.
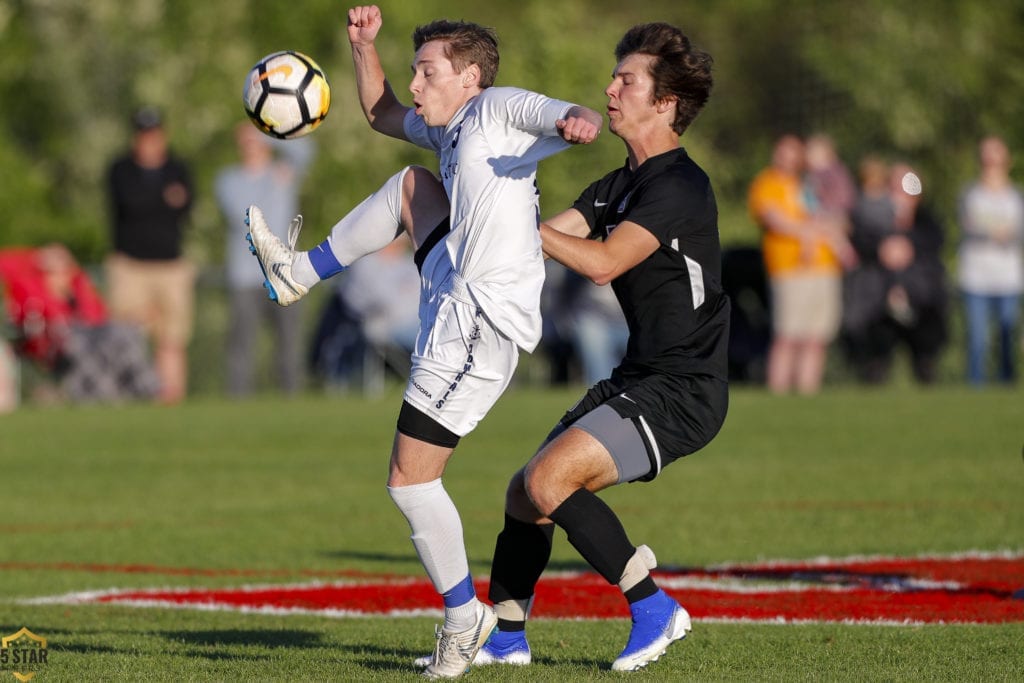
[290,252,320,289]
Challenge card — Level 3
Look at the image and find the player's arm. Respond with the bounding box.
[541,215,659,286]
[347,5,410,140]
[556,106,602,145]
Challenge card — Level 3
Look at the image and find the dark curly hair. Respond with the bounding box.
[615,23,713,135]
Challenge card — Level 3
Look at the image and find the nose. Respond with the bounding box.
[604,80,617,100]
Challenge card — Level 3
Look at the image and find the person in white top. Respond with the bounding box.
[245,5,601,678]
[957,135,1024,385]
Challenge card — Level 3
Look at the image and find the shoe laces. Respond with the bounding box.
[433,625,468,663]
[285,215,303,251]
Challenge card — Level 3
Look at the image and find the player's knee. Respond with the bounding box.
[504,468,536,518]
[523,459,567,516]
[402,165,443,199]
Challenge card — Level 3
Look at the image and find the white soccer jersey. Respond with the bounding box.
[404,86,574,352]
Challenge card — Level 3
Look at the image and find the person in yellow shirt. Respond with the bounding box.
[748,134,853,394]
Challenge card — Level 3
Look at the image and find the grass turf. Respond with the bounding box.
[1,384,1022,680]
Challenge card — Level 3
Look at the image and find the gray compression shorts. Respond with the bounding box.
[547,404,652,484]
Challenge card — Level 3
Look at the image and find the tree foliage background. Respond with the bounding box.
[1,0,1023,266]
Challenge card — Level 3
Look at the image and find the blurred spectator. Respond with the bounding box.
[804,133,857,219]
[0,336,15,413]
[338,236,420,361]
[748,134,852,395]
[843,159,948,383]
[105,106,194,404]
[563,272,629,386]
[0,245,107,365]
[0,244,158,403]
[538,263,628,387]
[215,122,314,396]
[310,236,420,392]
[720,245,771,383]
[956,136,1024,385]
[537,261,576,385]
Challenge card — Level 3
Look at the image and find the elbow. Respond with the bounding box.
[582,254,621,286]
[590,268,617,287]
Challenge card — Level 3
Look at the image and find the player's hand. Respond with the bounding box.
[163,182,188,209]
[556,106,602,145]
[347,5,382,46]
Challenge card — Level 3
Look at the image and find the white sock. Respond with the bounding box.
[387,479,472,607]
[326,166,409,261]
[290,252,319,289]
[291,167,409,290]
[444,597,482,633]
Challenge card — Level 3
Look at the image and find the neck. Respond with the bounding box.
[981,167,1009,189]
[624,130,679,170]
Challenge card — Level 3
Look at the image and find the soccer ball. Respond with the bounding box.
[243,51,331,139]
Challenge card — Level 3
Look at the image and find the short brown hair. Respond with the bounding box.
[615,23,713,135]
[413,20,500,88]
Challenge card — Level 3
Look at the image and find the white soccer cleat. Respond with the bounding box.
[414,628,531,668]
[421,603,498,679]
[245,205,308,306]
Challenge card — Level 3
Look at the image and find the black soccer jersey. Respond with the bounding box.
[572,147,730,383]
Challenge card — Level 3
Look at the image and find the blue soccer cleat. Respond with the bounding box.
[611,590,692,672]
[473,629,531,666]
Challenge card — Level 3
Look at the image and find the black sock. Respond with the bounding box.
[489,513,554,630]
[496,618,526,632]
[624,576,658,604]
[548,488,635,585]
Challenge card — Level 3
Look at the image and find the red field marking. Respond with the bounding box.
[20,552,1024,625]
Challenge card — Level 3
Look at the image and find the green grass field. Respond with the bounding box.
[1,385,1022,681]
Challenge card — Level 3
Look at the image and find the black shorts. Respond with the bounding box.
[547,373,728,482]
[414,218,451,273]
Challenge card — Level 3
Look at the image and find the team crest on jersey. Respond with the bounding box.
[617,191,634,214]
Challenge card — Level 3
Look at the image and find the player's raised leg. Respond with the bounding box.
[246,165,446,306]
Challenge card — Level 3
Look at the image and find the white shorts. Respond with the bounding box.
[404,246,519,437]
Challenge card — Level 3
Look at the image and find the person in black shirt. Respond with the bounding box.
[105,107,194,404]
[482,23,729,672]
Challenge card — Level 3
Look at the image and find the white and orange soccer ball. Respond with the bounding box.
[243,51,331,139]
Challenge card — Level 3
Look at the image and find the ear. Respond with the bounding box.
[655,96,677,115]
[461,63,481,88]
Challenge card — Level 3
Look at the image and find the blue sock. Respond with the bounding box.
[442,575,479,632]
[308,238,346,279]
[442,574,477,609]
